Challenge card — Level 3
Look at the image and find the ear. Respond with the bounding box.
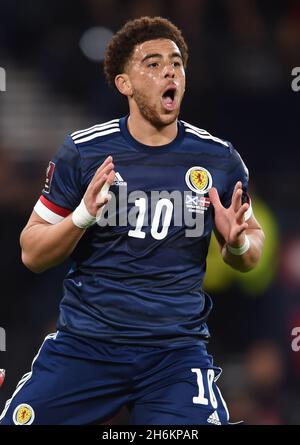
[115,74,132,97]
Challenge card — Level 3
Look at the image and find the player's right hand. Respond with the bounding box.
[83,156,115,217]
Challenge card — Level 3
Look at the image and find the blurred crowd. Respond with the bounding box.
[0,0,300,424]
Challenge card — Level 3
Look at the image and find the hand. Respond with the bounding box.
[83,156,115,216]
[208,181,249,248]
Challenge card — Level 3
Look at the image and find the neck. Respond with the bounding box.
[127,112,178,147]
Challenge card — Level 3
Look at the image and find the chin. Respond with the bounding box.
[160,115,177,126]
[153,105,180,126]
[137,99,180,128]
[159,110,179,126]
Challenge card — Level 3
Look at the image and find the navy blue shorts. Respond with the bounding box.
[0,331,229,425]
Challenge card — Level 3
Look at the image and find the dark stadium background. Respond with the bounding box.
[0,0,300,425]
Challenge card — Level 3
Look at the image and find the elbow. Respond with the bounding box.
[21,251,45,274]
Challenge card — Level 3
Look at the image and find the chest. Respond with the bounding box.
[85,149,228,195]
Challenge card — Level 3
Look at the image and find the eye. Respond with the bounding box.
[173,61,182,67]
[148,62,159,68]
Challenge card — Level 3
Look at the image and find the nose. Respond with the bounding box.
[163,63,175,78]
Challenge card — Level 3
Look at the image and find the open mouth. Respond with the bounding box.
[162,87,177,111]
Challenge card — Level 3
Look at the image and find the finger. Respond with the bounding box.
[233,222,249,239]
[208,187,223,211]
[233,181,242,194]
[96,191,112,208]
[236,203,249,224]
[230,181,242,210]
[106,170,116,185]
[95,171,115,204]
[92,174,109,199]
[231,187,243,213]
[92,157,114,182]
[91,162,114,185]
[103,193,112,206]
[96,156,113,174]
[96,162,114,178]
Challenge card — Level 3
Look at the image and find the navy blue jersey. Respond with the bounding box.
[34,116,250,346]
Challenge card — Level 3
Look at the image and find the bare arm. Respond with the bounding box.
[20,156,115,273]
[20,212,86,273]
[209,181,265,272]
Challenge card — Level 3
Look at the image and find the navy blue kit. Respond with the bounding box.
[0,116,249,425]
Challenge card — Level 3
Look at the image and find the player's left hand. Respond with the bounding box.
[208,181,249,248]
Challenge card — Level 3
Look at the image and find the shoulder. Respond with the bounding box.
[180,120,231,151]
[70,118,121,146]
[180,120,248,176]
[52,118,121,163]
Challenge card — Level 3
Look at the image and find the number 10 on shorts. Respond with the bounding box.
[191,368,218,408]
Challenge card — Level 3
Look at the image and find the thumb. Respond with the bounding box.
[208,187,222,210]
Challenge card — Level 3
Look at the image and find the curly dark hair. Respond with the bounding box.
[104,16,188,88]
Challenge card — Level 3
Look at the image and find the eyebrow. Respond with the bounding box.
[141,52,183,63]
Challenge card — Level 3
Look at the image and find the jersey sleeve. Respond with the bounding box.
[221,143,252,221]
[34,135,83,224]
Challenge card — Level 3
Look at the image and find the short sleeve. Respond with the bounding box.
[34,135,83,224]
[221,143,252,220]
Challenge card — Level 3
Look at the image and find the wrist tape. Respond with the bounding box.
[72,199,96,229]
[227,235,250,256]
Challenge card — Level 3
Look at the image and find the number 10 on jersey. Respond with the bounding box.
[128,197,174,241]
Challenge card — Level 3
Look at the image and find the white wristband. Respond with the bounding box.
[72,199,96,229]
[227,235,250,256]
